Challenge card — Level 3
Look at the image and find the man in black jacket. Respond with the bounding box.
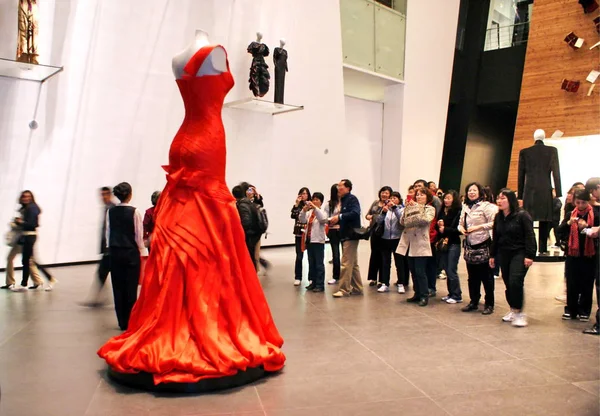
[233,186,262,270]
[329,179,363,298]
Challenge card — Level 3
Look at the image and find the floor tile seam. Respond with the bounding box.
[414,309,524,360]
[82,379,104,416]
[256,394,433,412]
[253,386,267,416]
[328,318,436,402]
[0,320,32,348]
[429,380,577,400]
[521,357,593,385]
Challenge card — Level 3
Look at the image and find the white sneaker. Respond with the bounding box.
[445,298,462,304]
[512,313,528,327]
[294,280,301,286]
[397,284,405,294]
[438,271,447,280]
[377,284,390,293]
[441,295,451,301]
[327,279,338,285]
[11,285,27,292]
[502,311,515,322]
[494,275,500,279]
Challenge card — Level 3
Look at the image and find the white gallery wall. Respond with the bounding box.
[0,0,388,267]
[0,0,457,268]
[396,0,461,195]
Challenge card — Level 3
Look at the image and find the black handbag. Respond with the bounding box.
[462,212,490,264]
[352,227,372,240]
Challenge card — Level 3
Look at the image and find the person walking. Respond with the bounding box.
[10,191,57,292]
[80,187,116,306]
[490,189,537,327]
[105,182,147,330]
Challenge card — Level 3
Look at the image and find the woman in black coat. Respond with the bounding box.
[490,189,537,328]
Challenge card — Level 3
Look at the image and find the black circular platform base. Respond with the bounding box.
[107,365,266,393]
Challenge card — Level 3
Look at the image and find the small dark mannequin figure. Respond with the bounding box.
[273,38,288,104]
[247,31,270,97]
[106,182,147,330]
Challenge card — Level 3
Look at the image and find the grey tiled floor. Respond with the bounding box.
[0,246,598,416]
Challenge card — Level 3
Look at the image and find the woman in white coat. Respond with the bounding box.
[397,188,436,306]
[459,182,498,315]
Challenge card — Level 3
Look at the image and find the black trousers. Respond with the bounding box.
[307,243,325,289]
[426,243,438,292]
[328,229,341,280]
[379,238,400,286]
[395,253,410,287]
[367,235,383,282]
[246,235,261,270]
[294,236,303,279]
[566,256,596,317]
[109,248,140,330]
[407,256,429,299]
[538,221,551,253]
[20,235,36,286]
[500,250,529,310]
[466,262,495,307]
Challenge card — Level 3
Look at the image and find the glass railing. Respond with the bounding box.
[484,21,529,51]
[340,0,406,80]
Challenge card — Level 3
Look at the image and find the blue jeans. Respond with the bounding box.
[442,243,462,300]
[407,256,429,299]
[307,243,325,289]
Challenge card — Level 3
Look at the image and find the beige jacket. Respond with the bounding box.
[458,201,498,246]
[396,204,436,257]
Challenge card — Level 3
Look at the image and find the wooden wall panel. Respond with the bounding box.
[507,0,600,191]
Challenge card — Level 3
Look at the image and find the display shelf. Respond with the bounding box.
[0,58,63,82]
[224,98,304,115]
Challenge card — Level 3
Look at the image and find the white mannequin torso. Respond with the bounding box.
[172,29,227,79]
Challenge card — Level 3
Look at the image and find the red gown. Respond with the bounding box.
[97,45,285,385]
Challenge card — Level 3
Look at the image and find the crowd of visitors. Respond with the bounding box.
[2,177,599,335]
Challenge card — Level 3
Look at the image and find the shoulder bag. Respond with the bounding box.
[462,212,490,264]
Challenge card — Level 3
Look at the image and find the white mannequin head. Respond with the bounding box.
[280,38,286,48]
[256,31,263,42]
[533,129,545,142]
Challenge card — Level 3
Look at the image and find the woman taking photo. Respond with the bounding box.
[366,186,393,287]
[375,191,404,293]
[291,187,311,286]
[437,190,463,304]
[490,189,537,327]
[325,184,341,285]
[397,188,436,306]
[459,182,498,315]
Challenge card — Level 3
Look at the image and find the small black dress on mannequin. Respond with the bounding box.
[273,46,288,104]
[247,40,270,97]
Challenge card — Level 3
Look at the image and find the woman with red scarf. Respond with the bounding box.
[563,189,598,321]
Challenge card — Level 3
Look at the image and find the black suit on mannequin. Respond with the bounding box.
[518,140,562,253]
